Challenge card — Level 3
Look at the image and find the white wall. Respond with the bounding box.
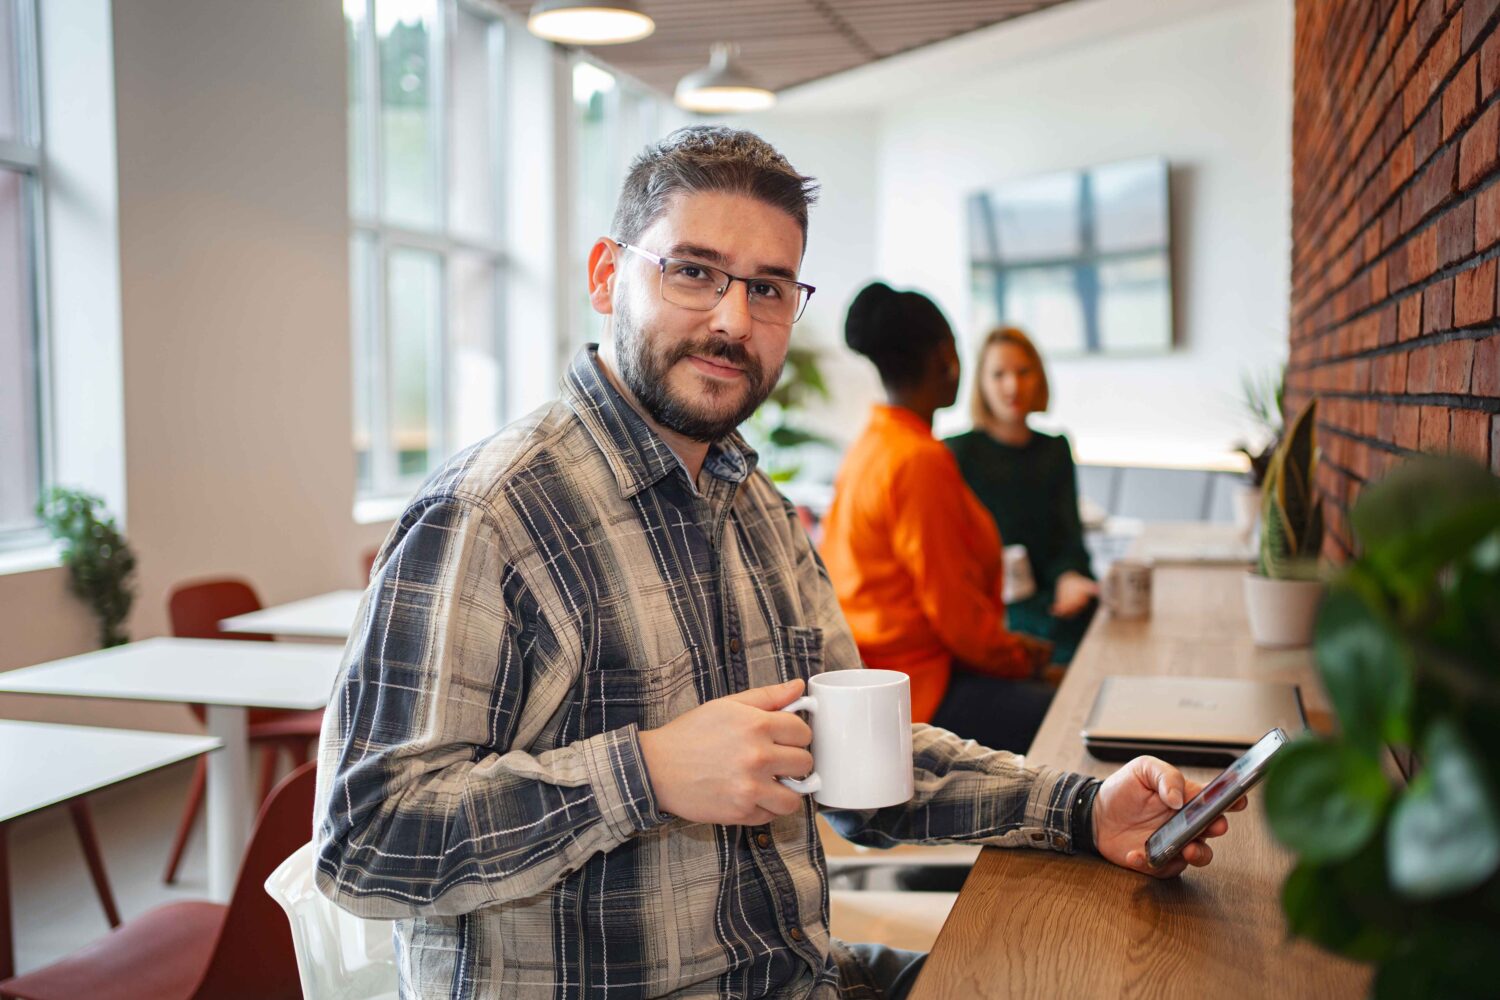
[768,0,1292,468]
[0,1,388,731]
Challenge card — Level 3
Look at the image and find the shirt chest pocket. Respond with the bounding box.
[775,625,823,685]
[584,647,701,735]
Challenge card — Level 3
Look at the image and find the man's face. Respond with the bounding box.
[595,191,804,442]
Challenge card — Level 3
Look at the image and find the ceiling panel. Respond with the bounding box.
[499,0,1080,95]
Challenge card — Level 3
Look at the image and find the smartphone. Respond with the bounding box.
[1145,727,1289,868]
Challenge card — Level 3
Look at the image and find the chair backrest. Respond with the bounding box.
[191,762,320,999]
[265,844,399,1000]
[169,578,273,642]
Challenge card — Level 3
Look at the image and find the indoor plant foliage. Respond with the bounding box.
[1258,396,1323,580]
[1264,456,1500,999]
[744,345,835,483]
[37,487,138,648]
[1243,398,1326,647]
[1235,363,1286,488]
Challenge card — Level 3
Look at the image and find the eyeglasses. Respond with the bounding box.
[614,240,815,325]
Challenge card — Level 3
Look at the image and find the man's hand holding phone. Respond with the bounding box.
[1092,755,1249,879]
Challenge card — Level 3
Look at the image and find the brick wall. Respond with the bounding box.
[1290,0,1500,560]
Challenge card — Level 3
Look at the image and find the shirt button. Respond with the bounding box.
[788,926,805,942]
[756,833,771,849]
[728,637,742,654]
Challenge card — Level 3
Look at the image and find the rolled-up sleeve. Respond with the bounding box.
[314,495,666,919]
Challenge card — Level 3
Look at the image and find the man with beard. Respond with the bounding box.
[314,126,1243,1000]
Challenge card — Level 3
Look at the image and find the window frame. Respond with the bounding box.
[347,0,509,503]
[0,0,54,552]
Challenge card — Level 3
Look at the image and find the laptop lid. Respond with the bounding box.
[1081,676,1307,752]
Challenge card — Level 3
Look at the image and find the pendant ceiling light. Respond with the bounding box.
[674,43,775,113]
[527,0,654,46]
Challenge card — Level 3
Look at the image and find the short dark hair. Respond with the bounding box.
[844,281,952,389]
[611,126,820,247]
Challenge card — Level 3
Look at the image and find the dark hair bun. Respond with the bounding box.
[844,281,900,360]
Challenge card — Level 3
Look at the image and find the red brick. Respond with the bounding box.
[1434,338,1476,391]
[1474,335,1500,394]
[1396,405,1422,448]
[1463,0,1500,54]
[1372,259,1391,300]
[1408,343,1437,391]
[1459,102,1500,186]
[1451,408,1491,462]
[1401,290,1425,339]
[1485,26,1500,98]
[1409,226,1440,281]
[1444,55,1479,140]
[1420,405,1451,449]
[1437,198,1476,264]
[1376,350,1412,392]
[1455,258,1497,324]
[1414,101,1445,165]
[1478,183,1500,248]
[1390,134,1417,195]
[1423,277,1454,333]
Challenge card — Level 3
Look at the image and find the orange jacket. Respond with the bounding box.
[819,406,1034,722]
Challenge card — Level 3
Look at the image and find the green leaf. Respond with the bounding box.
[1281,856,1398,961]
[1387,720,1500,899]
[1266,738,1390,863]
[768,425,832,449]
[1353,457,1500,552]
[1373,922,1500,1000]
[1314,587,1413,749]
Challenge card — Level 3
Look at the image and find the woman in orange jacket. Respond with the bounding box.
[820,281,1054,753]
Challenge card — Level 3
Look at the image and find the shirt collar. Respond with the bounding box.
[870,403,935,439]
[563,344,757,499]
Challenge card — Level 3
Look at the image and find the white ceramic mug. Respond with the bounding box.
[1002,544,1037,603]
[778,669,914,809]
[1101,559,1153,620]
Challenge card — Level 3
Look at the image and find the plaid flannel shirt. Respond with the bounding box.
[315,346,1094,999]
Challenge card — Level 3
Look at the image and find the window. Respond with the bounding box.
[569,59,668,353]
[0,0,45,545]
[346,0,506,501]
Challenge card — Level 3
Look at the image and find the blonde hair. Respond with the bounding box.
[970,326,1050,426]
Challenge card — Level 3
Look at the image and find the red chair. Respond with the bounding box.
[162,580,324,884]
[0,762,316,1000]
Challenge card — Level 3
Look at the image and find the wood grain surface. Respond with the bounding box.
[909,565,1372,999]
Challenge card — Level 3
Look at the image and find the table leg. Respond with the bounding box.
[1,820,12,981]
[205,705,249,901]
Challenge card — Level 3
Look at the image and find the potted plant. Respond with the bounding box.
[1264,456,1500,998]
[37,487,138,647]
[1243,398,1325,647]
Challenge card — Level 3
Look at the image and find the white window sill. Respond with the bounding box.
[354,495,408,526]
[0,540,64,577]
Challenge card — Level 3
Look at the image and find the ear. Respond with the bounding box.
[587,238,619,317]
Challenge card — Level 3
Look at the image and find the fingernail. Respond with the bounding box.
[1169,791,1183,809]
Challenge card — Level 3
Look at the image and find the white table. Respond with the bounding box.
[0,638,341,901]
[0,721,220,978]
[219,588,362,641]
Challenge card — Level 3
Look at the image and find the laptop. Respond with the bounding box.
[1081,676,1307,766]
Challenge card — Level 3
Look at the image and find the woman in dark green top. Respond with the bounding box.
[946,327,1097,664]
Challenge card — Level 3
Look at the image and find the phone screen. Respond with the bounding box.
[1145,727,1288,867]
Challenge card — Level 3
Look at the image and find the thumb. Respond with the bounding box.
[726,678,805,711]
[1134,755,1184,810]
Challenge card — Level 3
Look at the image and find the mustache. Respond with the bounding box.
[665,338,762,381]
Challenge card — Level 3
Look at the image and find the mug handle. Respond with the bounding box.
[778,696,821,795]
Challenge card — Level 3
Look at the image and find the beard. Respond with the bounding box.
[613,297,782,443]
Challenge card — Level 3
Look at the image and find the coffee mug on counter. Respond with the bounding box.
[1002,544,1037,604]
[1101,559,1153,620]
[778,669,914,809]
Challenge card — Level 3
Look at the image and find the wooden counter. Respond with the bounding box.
[909,565,1372,999]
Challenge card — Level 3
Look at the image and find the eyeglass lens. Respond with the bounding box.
[659,259,807,323]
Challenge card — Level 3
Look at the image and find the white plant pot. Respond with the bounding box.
[1243,572,1326,648]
